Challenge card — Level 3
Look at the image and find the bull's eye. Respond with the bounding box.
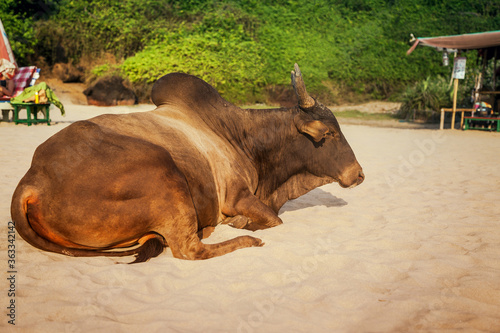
[326,131,339,140]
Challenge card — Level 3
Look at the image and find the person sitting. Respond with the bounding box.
[1,77,15,121]
[0,77,15,98]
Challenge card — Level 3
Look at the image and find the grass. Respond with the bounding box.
[334,110,398,121]
[240,104,279,109]
[241,105,399,122]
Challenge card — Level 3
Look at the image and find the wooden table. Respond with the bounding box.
[11,102,51,126]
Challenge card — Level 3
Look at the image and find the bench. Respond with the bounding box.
[463,116,500,132]
[10,102,51,126]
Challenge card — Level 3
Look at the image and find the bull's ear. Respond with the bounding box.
[294,113,329,142]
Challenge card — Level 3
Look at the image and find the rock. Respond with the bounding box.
[83,76,137,106]
[53,63,84,83]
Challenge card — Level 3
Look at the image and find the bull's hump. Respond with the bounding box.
[151,72,225,109]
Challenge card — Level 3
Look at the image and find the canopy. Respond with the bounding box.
[407,30,500,130]
[407,30,500,55]
[0,18,17,79]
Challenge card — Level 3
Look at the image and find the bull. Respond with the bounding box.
[11,64,364,263]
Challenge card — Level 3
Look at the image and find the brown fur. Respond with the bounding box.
[11,67,363,263]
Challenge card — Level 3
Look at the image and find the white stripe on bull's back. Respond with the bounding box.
[150,108,247,219]
[92,108,256,221]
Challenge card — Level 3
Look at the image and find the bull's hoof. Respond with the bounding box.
[252,237,265,247]
[242,236,264,247]
[224,215,251,229]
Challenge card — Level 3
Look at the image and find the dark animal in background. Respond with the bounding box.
[11,64,364,263]
[83,75,137,106]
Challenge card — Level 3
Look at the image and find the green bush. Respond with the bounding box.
[120,22,266,103]
[4,0,500,104]
[397,76,453,121]
[34,0,179,64]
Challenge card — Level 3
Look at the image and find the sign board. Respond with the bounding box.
[453,57,466,79]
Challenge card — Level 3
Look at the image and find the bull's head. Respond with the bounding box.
[291,63,364,188]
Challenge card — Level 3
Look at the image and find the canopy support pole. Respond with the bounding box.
[451,78,459,129]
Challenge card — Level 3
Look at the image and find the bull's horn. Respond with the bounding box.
[291,63,315,109]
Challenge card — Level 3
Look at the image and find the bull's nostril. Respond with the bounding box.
[357,171,365,184]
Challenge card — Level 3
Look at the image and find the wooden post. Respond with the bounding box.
[494,48,498,113]
[494,47,497,91]
[451,78,459,130]
[440,108,445,130]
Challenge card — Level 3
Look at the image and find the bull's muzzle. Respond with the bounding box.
[339,163,364,189]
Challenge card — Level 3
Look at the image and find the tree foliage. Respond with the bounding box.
[1,0,499,104]
[0,0,37,65]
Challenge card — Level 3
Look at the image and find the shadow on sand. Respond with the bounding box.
[279,187,347,213]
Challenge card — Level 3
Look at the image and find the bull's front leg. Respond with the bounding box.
[222,189,283,231]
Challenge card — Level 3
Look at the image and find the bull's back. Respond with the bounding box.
[13,120,213,248]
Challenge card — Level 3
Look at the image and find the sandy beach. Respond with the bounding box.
[1,91,500,332]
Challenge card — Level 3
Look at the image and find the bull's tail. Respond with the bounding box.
[11,186,165,264]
